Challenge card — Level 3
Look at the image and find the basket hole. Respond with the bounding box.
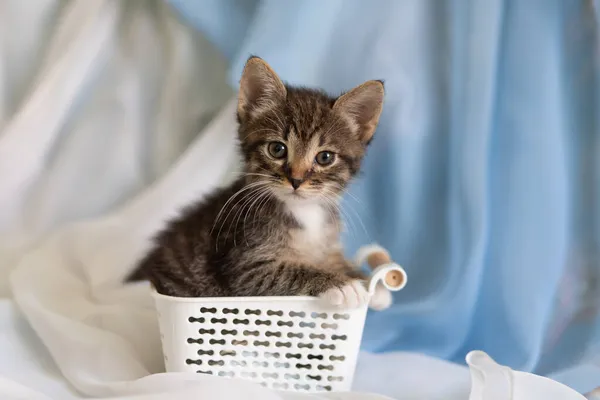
[242,351,258,357]
[218,371,235,377]
[241,371,258,379]
[319,344,335,350]
[198,328,215,335]
[273,383,289,390]
[197,350,214,356]
[284,373,300,380]
[207,360,225,366]
[210,317,227,324]
[262,372,278,379]
[332,334,347,341]
[274,362,290,368]
[299,322,316,328]
[311,312,327,319]
[252,361,268,368]
[332,313,350,320]
[317,364,334,371]
[266,310,283,316]
[309,333,325,340]
[187,338,203,344]
[321,323,338,330]
[233,318,250,325]
[222,308,239,315]
[275,341,292,348]
[307,374,322,381]
[220,329,238,336]
[294,384,310,391]
[307,354,323,360]
[185,359,202,365]
[298,343,313,349]
[317,385,332,391]
[196,370,212,374]
[265,331,281,337]
[243,330,259,337]
[208,339,225,345]
[255,319,271,326]
[244,309,261,315]
[328,376,344,382]
[230,360,247,367]
[285,353,301,359]
[199,307,216,314]
[287,332,303,339]
[277,321,293,327]
[289,311,306,318]
[231,339,248,346]
[295,363,311,370]
[219,350,237,357]
[264,352,280,359]
[329,355,345,361]
[188,317,205,323]
[253,340,270,347]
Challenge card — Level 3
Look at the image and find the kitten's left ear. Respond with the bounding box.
[238,56,287,122]
[333,80,384,144]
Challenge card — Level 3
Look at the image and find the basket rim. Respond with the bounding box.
[151,287,322,304]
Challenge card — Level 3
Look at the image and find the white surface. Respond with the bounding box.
[466,351,585,400]
[0,1,477,399]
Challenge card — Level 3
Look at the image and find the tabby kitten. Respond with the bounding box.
[128,56,391,309]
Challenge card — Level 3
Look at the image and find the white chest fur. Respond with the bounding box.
[286,201,330,263]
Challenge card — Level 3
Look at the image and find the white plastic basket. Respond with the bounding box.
[153,246,407,393]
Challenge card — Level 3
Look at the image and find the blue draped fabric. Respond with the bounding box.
[169,0,600,393]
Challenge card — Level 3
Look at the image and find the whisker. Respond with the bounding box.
[215,183,270,249]
[321,120,345,138]
[253,188,273,228]
[264,115,284,131]
[342,200,369,239]
[272,110,286,130]
[243,188,272,246]
[320,188,357,239]
[331,183,363,206]
[211,181,266,235]
[227,185,271,247]
[319,194,341,234]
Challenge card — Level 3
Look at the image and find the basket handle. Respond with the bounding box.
[354,244,407,296]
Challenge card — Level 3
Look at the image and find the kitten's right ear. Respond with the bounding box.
[237,56,286,122]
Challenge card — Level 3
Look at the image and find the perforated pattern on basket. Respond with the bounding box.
[156,300,368,392]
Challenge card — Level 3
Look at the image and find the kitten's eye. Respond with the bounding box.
[267,142,287,159]
[315,151,335,166]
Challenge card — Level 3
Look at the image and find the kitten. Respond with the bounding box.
[128,56,391,309]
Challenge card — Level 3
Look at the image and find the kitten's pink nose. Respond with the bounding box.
[290,178,303,190]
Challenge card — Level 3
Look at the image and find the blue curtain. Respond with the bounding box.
[169,0,600,393]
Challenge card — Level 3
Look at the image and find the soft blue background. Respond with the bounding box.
[169,0,600,393]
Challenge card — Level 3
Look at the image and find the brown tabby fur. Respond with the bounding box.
[127,56,384,298]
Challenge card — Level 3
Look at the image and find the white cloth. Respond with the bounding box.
[0,1,474,399]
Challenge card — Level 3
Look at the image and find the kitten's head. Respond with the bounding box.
[237,56,384,204]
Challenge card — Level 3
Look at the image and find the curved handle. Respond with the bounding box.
[466,351,513,400]
[355,244,408,296]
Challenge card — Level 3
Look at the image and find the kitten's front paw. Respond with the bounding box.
[319,280,369,309]
[369,283,393,311]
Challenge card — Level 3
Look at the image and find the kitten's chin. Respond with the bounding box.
[271,187,322,206]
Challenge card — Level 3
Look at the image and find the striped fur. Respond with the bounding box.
[127,57,384,299]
